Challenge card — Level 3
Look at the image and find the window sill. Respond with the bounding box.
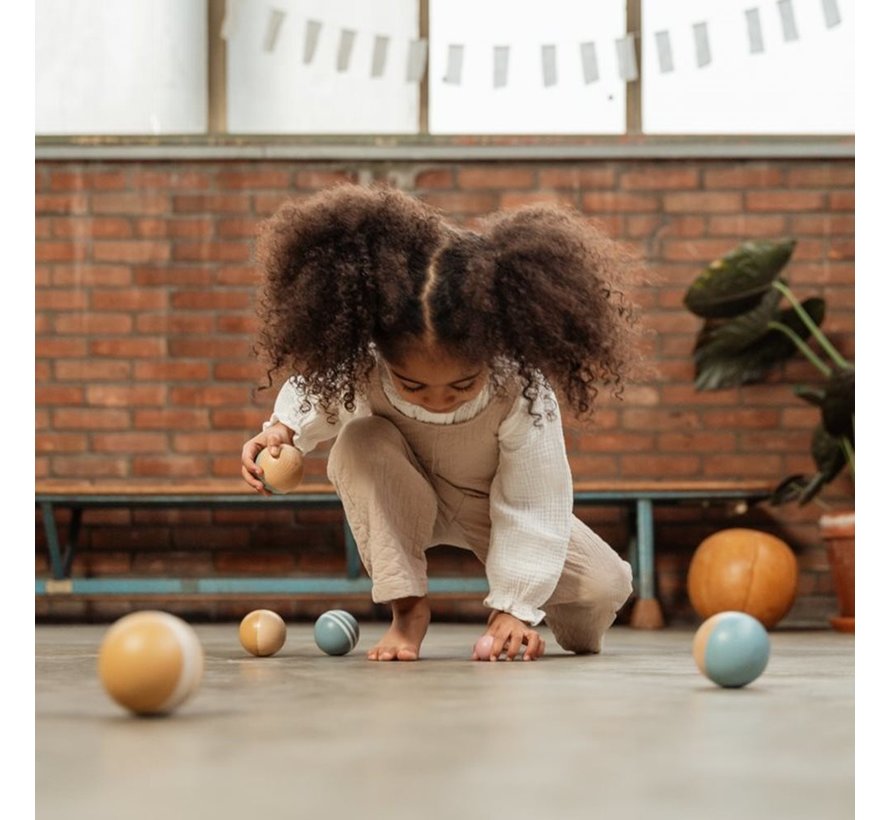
[35,133,854,161]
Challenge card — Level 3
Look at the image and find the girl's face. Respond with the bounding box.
[383,345,489,414]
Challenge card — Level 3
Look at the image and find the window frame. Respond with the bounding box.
[35,0,853,160]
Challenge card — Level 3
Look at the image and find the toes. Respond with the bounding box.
[396,647,418,661]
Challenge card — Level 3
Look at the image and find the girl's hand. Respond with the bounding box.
[240,422,295,495]
[478,610,546,661]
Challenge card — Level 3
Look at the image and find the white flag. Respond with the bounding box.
[541,45,557,87]
[615,35,638,81]
[494,46,509,88]
[371,35,389,78]
[655,30,673,73]
[406,39,428,82]
[303,20,322,64]
[693,22,711,67]
[822,0,841,28]
[444,44,464,84]
[263,8,286,53]
[746,8,765,54]
[777,0,800,42]
[337,29,356,72]
[580,42,599,84]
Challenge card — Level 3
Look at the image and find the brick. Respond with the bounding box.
[37,385,85,405]
[217,169,292,189]
[662,239,747,263]
[171,290,251,310]
[658,432,736,451]
[36,193,89,214]
[707,214,787,237]
[54,313,133,334]
[829,191,854,210]
[134,409,210,429]
[36,433,88,453]
[582,192,659,213]
[214,552,296,573]
[53,407,129,429]
[92,192,169,214]
[86,385,167,407]
[216,266,261,286]
[214,362,260,382]
[91,432,169,453]
[131,169,213,189]
[93,529,171,550]
[132,456,209,478]
[54,360,131,381]
[216,315,257,334]
[52,265,131,287]
[52,217,133,239]
[621,454,701,477]
[625,214,664,238]
[133,361,211,381]
[172,431,247,452]
[170,386,251,406]
[93,240,171,264]
[133,266,214,287]
[702,454,783,477]
[294,170,357,189]
[212,409,267,429]
[36,242,88,263]
[790,214,854,236]
[36,338,88,358]
[701,408,781,428]
[500,191,577,210]
[137,314,215,334]
[36,289,88,311]
[621,167,699,190]
[538,167,616,188]
[623,408,701,431]
[173,193,251,213]
[702,166,784,188]
[576,432,655,452]
[51,456,131,479]
[663,192,743,213]
[168,337,251,358]
[746,191,825,212]
[91,289,168,310]
[172,241,250,263]
[643,312,700,333]
[415,168,454,189]
[90,338,166,358]
[253,192,299,216]
[660,385,738,406]
[217,217,261,239]
[458,167,536,190]
[786,164,855,187]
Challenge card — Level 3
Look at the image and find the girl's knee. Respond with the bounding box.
[328,416,407,481]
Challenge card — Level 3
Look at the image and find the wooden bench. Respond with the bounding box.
[35,479,773,628]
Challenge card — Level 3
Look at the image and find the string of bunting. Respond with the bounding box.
[222,0,843,86]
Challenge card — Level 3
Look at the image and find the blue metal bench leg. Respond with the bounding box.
[41,502,66,581]
[630,498,664,629]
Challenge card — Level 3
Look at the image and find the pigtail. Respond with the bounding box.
[480,203,643,420]
[254,184,444,417]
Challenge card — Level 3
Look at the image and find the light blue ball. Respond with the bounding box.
[693,611,770,688]
[314,610,360,656]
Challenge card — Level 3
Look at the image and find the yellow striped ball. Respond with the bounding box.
[98,611,204,715]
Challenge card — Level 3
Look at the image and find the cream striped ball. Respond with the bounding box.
[98,611,204,715]
[314,610,360,656]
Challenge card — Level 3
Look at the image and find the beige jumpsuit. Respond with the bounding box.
[326,368,633,653]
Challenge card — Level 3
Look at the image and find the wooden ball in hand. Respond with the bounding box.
[256,444,304,494]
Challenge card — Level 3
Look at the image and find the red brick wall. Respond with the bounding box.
[35,158,855,623]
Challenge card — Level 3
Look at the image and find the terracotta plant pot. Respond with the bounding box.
[819,511,855,633]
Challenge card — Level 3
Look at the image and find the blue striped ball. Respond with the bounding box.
[693,611,770,688]
[314,610,360,656]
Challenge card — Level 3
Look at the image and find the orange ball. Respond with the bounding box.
[687,528,798,629]
[239,609,287,657]
[98,611,204,716]
[256,445,304,494]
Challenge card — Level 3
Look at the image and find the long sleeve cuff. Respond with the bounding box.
[483,594,547,627]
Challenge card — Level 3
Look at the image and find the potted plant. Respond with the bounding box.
[682,238,854,631]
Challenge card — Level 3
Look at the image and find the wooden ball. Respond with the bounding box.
[693,611,770,688]
[256,444,304,494]
[687,528,798,629]
[239,609,287,657]
[98,611,204,716]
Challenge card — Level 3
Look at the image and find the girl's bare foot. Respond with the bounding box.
[367,596,431,661]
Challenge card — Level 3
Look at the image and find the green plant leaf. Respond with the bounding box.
[770,475,808,505]
[683,238,797,319]
[693,297,825,391]
[821,369,854,439]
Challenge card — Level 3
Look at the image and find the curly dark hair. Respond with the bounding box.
[254,183,643,422]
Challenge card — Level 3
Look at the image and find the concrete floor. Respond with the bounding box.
[36,621,854,820]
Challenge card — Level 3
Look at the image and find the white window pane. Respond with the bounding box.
[642,0,854,134]
[429,0,626,135]
[226,0,419,134]
[36,0,207,135]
